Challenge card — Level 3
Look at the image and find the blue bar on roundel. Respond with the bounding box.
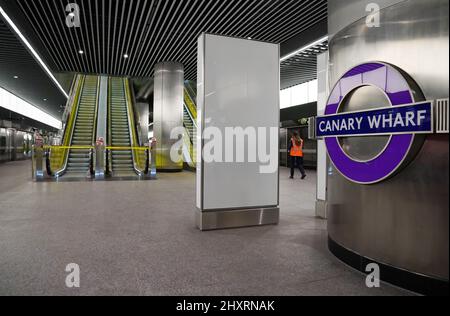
[316,101,434,138]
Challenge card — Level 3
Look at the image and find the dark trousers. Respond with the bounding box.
[290,156,306,177]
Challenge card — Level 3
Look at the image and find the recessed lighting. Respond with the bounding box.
[247,37,252,40]
[79,50,84,54]
[43,98,47,101]
[13,75,19,79]
[123,54,129,59]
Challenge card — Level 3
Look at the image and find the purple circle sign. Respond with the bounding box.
[325,62,418,184]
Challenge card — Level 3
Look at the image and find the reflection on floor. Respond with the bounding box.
[0,161,414,295]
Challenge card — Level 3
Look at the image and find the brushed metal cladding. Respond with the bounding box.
[198,34,280,211]
[196,207,280,231]
[327,0,449,280]
[328,0,404,40]
[135,102,149,146]
[338,86,391,161]
[153,62,184,170]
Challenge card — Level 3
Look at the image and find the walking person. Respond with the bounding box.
[288,132,306,180]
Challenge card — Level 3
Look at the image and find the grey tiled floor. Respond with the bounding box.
[0,160,414,296]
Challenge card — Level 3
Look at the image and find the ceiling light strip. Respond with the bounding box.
[0,6,69,99]
[280,35,329,62]
[0,87,62,129]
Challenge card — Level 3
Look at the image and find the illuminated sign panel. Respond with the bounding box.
[316,101,433,138]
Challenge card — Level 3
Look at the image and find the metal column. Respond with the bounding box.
[153,62,184,171]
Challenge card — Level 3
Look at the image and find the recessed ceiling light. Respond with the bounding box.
[13,75,19,79]
[43,98,47,101]
[123,54,129,59]
[78,50,84,54]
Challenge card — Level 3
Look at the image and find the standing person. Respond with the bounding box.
[288,132,306,180]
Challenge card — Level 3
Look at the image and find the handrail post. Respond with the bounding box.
[149,138,157,179]
[32,145,45,181]
[95,138,105,180]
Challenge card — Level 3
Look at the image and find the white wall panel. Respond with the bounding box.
[197,34,279,211]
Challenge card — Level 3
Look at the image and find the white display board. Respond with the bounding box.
[197,34,280,211]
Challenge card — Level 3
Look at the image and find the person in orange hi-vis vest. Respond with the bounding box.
[288,132,306,180]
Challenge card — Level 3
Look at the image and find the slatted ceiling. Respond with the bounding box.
[15,0,327,81]
[280,40,328,89]
[0,19,34,65]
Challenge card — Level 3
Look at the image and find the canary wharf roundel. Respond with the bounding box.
[317,62,434,184]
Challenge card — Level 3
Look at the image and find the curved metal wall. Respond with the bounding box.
[327,0,449,281]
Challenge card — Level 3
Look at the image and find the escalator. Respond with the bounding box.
[64,75,99,177]
[108,77,136,176]
[41,74,152,181]
[183,82,197,167]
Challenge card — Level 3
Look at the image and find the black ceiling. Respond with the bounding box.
[0,17,68,119]
[280,39,328,89]
[14,0,327,82]
[1,0,327,125]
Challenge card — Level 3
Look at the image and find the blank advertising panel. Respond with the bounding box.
[197,34,280,211]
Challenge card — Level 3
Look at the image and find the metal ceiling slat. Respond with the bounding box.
[252,0,316,42]
[233,0,280,40]
[119,0,147,75]
[150,0,218,72]
[38,0,77,71]
[87,0,99,73]
[13,0,328,86]
[15,0,66,71]
[162,0,207,63]
[77,0,95,73]
[148,1,193,72]
[61,0,87,73]
[139,0,186,76]
[163,0,217,66]
[131,0,170,76]
[116,0,135,75]
[112,0,128,74]
[47,2,81,71]
[168,0,243,72]
[154,0,223,76]
[127,0,159,74]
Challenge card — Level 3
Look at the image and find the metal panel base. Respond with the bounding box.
[196,207,280,231]
[315,200,328,219]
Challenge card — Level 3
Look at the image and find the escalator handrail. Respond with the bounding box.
[45,148,53,176]
[61,75,81,141]
[91,76,101,146]
[184,88,197,121]
[183,102,198,131]
[123,78,146,176]
[107,77,113,175]
[54,75,85,177]
[185,81,197,105]
[89,148,94,176]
